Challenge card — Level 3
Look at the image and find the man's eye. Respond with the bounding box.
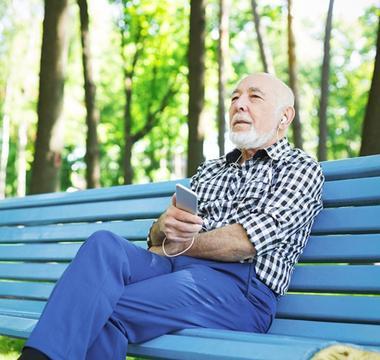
[250,94,261,99]
[231,96,238,101]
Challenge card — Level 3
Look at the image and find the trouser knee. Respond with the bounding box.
[85,230,129,253]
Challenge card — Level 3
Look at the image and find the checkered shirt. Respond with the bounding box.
[190,137,324,295]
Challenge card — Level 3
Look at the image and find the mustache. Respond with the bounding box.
[231,113,253,126]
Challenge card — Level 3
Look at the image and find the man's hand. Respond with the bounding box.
[157,194,203,243]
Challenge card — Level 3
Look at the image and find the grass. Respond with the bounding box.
[0,336,25,359]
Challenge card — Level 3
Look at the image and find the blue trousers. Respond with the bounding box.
[26,230,278,360]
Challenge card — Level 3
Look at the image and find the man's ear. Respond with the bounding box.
[279,106,295,129]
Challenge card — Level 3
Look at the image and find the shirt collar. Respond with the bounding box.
[225,137,292,164]
[264,137,292,160]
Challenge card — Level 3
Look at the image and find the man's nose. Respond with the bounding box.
[235,96,248,111]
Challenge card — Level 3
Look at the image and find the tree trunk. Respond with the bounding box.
[124,135,133,184]
[0,80,10,199]
[287,0,303,149]
[217,0,229,157]
[251,0,275,74]
[17,118,27,197]
[360,16,380,156]
[317,0,334,161]
[0,113,10,199]
[187,0,206,176]
[78,0,100,189]
[122,48,134,185]
[30,0,69,194]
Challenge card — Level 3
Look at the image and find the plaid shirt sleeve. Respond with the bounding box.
[234,160,324,256]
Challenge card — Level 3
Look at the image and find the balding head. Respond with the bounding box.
[237,73,294,114]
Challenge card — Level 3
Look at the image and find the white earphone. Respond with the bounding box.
[280,116,287,125]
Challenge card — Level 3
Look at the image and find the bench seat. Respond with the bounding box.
[0,154,380,359]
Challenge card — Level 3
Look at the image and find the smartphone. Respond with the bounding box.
[175,183,198,215]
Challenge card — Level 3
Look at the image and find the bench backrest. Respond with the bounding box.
[0,155,379,345]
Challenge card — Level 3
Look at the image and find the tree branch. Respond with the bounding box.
[133,78,178,142]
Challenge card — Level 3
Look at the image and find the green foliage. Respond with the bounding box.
[0,0,378,197]
[0,335,24,358]
[105,0,189,183]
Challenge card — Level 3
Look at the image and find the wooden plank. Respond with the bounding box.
[4,232,378,265]
[0,281,53,300]
[300,234,380,263]
[312,205,380,234]
[177,328,332,346]
[2,200,380,234]
[277,294,380,324]
[0,263,66,281]
[289,265,380,293]
[320,154,380,181]
[322,177,380,207]
[269,318,380,346]
[0,313,334,360]
[0,196,171,226]
[0,243,81,261]
[0,240,147,261]
[0,314,36,339]
[128,332,325,360]
[0,299,44,318]
[0,220,153,243]
[0,179,188,211]
[0,263,378,293]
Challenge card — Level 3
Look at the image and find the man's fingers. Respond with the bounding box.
[165,217,202,234]
[167,205,203,225]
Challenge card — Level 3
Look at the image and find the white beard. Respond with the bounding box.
[229,124,276,150]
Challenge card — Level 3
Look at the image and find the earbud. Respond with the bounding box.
[280,116,287,125]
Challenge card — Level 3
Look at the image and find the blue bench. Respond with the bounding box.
[0,154,379,359]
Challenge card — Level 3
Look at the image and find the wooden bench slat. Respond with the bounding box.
[312,205,380,234]
[0,243,81,261]
[128,332,325,360]
[2,174,379,214]
[277,294,380,324]
[290,265,380,293]
[0,299,44,318]
[0,241,146,261]
[269,318,380,346]
[2,226,379,264]
[0,221,152,243]
[0,314,36,338]
[0,263,378,294]
[320,154,380,181]
[1,234,379,264]
[323,177,380,207]
[0,197,171,226]
[2,201,380,235]
[301,234,380,263]
[0,312,333,360]
[0,180,188,211]
[0,281,53,300]
[0,263,66,281]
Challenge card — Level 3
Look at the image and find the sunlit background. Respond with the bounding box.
[0,0,379,196]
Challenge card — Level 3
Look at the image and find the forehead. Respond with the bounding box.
[233,75,273,94]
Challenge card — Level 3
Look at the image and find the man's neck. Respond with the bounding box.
[239,136,282,163]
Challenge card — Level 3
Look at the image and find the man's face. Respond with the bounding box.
[228,74,281,149]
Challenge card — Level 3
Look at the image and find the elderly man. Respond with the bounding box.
[20,73,324,360]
